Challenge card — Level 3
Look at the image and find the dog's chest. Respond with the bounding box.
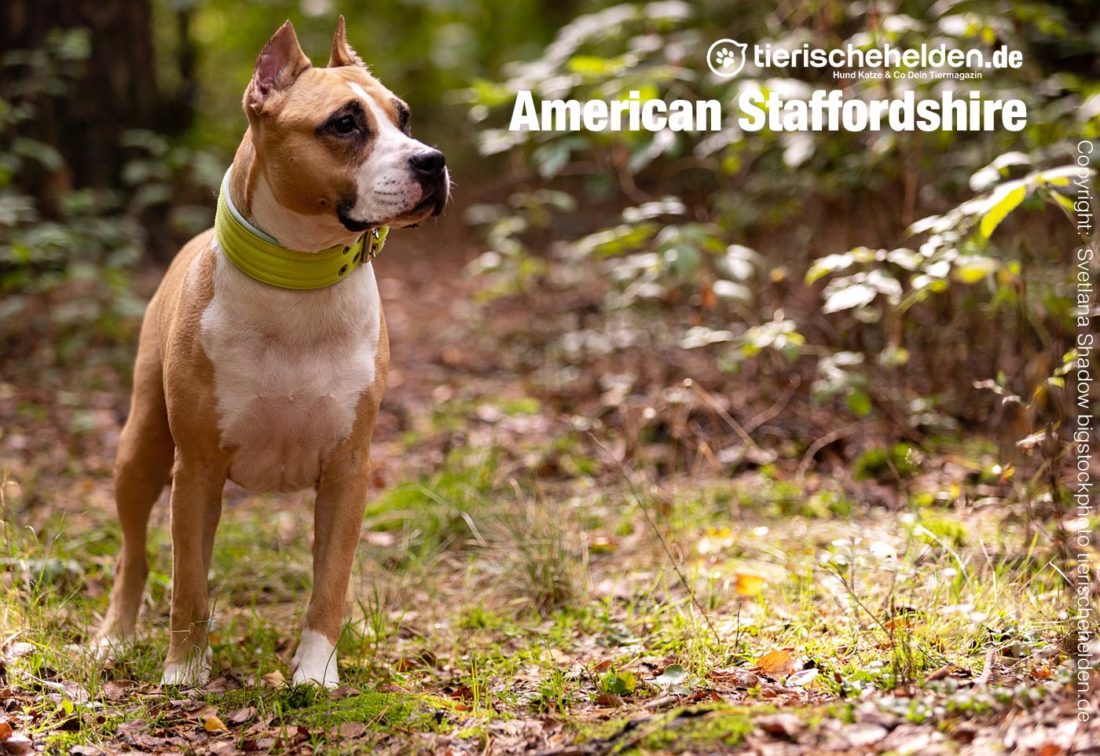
[200,252,381,493]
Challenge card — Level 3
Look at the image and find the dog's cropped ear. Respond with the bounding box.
[247,20,312,112]
[328,15,364,68]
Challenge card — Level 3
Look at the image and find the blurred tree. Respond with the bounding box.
[1,0,194,193]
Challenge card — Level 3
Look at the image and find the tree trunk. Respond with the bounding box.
[0,0,191,191]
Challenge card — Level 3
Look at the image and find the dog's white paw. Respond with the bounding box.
[161,647,212,688]
[290,628,339,688]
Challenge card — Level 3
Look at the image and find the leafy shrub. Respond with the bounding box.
[461,0,1095,468]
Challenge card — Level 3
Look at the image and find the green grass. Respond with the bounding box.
[0,437,1075,752]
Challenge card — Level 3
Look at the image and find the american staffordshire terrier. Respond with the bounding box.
[94,17,448,687]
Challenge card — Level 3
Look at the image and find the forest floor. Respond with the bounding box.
[0,206,1096,754]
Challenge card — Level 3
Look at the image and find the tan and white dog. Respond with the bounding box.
[93,18,448,688]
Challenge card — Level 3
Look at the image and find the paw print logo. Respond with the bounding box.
[706,39,749,78]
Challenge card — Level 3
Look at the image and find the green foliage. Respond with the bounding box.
[853,443,922,481]
[464,0,1096,452]
[0,29,221,369]
[598,667,637,696]
[172,0,584,159]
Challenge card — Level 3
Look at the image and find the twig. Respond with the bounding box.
[796,423,859,484]
[684,379,758,450]
[591,436,721,647]
[975,646,997,687]
[743,376,800,434]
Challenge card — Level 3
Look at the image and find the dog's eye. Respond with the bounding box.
[398,109,410,133]
[331,115,357,135]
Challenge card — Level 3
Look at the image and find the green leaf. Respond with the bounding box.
[600,670,636,696]
[979,182,1026,239]
[847,389,873,417]
[567,55,623,76]
[653,664,689,687]
[953,256,999,284]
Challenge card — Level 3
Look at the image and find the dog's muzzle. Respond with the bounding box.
[408,149,448,217]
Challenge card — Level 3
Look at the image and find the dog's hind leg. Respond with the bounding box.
[95,316,175,654]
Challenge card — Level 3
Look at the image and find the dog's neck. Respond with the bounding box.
[228,135,362,253]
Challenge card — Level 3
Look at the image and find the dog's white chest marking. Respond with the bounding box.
[200,249,381,492]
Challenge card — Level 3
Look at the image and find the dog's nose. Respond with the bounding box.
[408,150,445,177]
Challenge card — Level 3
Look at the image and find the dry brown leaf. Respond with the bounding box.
[329,685,360,699]
[755,648,799,678]
[0,721,12,741]
[843,723,888,747]
[227,706,255,726]
[203,715,228,734]
[757,712,805,739]
[0,734,33,755]
[339,722,367,739]
[595,691,624,707]
[707,667,760,689]
[262,670,285,687]
[100,680,132,703]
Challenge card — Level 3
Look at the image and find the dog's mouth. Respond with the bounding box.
[336,186,447,232]
[336,203,372,233]
[410,188,446,219]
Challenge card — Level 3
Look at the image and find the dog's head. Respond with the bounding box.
[242,18,448,232]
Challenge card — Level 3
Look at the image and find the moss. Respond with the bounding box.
[639,710,754,750]
[854,443,921,481]
[571,707,756,753]
[918,511,968,547]
[296,690,413,729]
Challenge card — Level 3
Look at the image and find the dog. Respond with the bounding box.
[93,17,448,688]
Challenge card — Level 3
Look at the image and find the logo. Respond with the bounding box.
[707,39,748,78]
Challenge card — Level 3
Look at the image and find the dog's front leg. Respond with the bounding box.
[162,455,226,686]
[292,447,371,688]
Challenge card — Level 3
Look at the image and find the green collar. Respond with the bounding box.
[215,170,387,290]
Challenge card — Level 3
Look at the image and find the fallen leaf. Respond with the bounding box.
[3,643,34,661]
[843,723,888,747]
[652,664,688,687]
[69,747,103,756]
[101,680,132,702]
[339,722,367,738]
[595,691,623,707]
[0,734,33,755]
[734,572,766,597]
[448,685,474,701]
[786,668,819,687]
[262,670,285,687]
[203,715,228,734]
[755,648,799,678]
[757,713,805,740]
[923,664,955,682]
[0,721,12,740]
[203,676,237,694]
[707,668,760,689]
[227,706,255,726]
